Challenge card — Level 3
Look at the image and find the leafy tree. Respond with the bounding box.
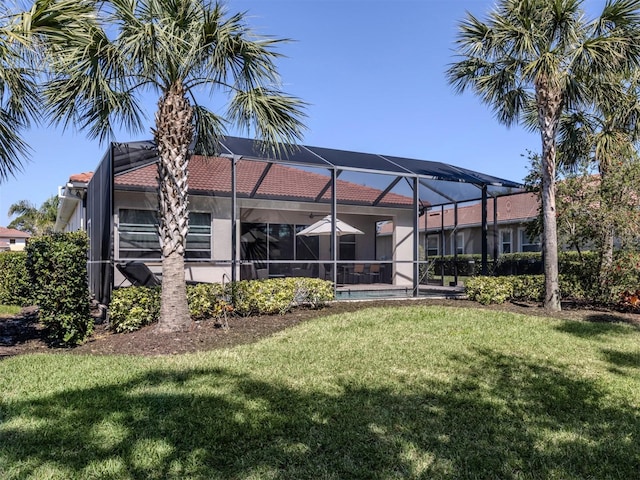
[7,194,59,235]
[447,0,640,311]
[557,70,640,290]
[13,0,306,332]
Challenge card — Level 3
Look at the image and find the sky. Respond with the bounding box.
[0,0,603,227]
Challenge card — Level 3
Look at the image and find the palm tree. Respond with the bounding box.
[15,0,306,332]
[447,0,640,311]
[7,195,58,234]
[0,1,97,181]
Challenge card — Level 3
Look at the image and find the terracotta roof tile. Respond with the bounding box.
[69,172,93,183]
[115,156,413,206]
[0,227,30,238]
[378,192,538,234]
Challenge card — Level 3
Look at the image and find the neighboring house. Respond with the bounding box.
[54,172,92,232]
[55,136,522,302]
[377,192,540,258]
[0,227,30,252]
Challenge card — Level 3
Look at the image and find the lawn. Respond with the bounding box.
[1,305,639,479]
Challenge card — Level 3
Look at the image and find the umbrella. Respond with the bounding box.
[296,215,364,236]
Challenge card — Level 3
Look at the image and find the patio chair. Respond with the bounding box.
[116,261,200,287]
[368,263,381,283]
[349,263,368,284]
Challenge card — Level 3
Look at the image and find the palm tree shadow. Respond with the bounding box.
[1,357,639,478]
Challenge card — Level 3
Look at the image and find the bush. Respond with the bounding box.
[465,276,513,305]
[433,254,484,276]
[509,275,544,302]
[25,232,92,345]
[0,251,31,306]
[230,277,323,317]
[109,286,161,332]
[494,252,542,276]
[109,277,335,332]
[187,283,230,321]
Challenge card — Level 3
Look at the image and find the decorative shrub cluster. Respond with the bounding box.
[464,276,514,305]
[109,277,334,332]
[109,286,161,333]
[25,232,92,345]
[0,251,31,306]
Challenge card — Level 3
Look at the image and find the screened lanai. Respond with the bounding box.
[86,136,522,304]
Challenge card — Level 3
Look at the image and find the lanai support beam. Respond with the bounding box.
[481,185,488,275]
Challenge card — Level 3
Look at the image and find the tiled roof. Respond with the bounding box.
[378,192,538,234]
[115,156,414,206]
[69,172,93,183]
[0,227,30,238]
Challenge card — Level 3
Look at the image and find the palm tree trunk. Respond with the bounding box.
[154,80,194,332]
[536,79,562,312]
[598,165,615,299]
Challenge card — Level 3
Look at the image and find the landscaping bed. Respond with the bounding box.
[1,298,638,358]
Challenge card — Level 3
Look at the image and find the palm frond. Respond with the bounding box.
[228,87,307,158]
[191,105,226,156]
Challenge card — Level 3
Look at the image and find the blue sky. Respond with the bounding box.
[0,0,602,227]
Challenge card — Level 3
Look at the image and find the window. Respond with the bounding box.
[500,230,512,254]
[118,209,211,260]
[425,235,439,257]
[241,222,319,262]
[519,229,541,252]
[452,232,464,255]
[339,234,356,261]
[9,239,15,244]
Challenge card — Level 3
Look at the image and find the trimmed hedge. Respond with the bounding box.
[0,251,31,306]
[109,277,334,332]
[25,232,92,345]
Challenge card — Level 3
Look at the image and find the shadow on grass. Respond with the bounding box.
[554,317,638,339]
[1,354,639,479]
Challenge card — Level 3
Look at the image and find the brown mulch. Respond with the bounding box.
[1,299,638,358]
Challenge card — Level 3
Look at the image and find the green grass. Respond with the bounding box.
[0,304,21,316]
[1,305,639,479]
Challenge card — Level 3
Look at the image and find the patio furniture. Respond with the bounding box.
[349,263,368,284]
[368,263,381,283]
[116,261,200,287]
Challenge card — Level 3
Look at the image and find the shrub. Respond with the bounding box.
[465,276,513,305]
[108,278,335,332]
[433,254,484,276]
[25,232,92,345]
[509,275,544,302]
[187,283,230,321]
[494,252,542,276]
[0,251,31,306]
[109,286,161,332]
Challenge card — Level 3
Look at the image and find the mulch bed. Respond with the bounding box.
[1,299,638,358]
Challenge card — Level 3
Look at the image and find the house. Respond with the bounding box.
[0,227,30,252]
[55,137,523,302]
[377,191,540,258]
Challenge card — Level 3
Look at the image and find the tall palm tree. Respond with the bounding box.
[447,0,640,311]
[7,195,58,234]
[15,0,306,332]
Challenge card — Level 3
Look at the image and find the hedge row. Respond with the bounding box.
[109,277,334,333]
[26,232,92,345]
[0,251,31,306]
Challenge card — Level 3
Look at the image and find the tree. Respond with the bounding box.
[7,195,58,235]
[557,70,640,291]
[447,0,640,311]
[0,1,96,181]
[13,0,306,332]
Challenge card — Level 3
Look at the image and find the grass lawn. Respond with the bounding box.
[1,305,639,479]
[0,304,21,316]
